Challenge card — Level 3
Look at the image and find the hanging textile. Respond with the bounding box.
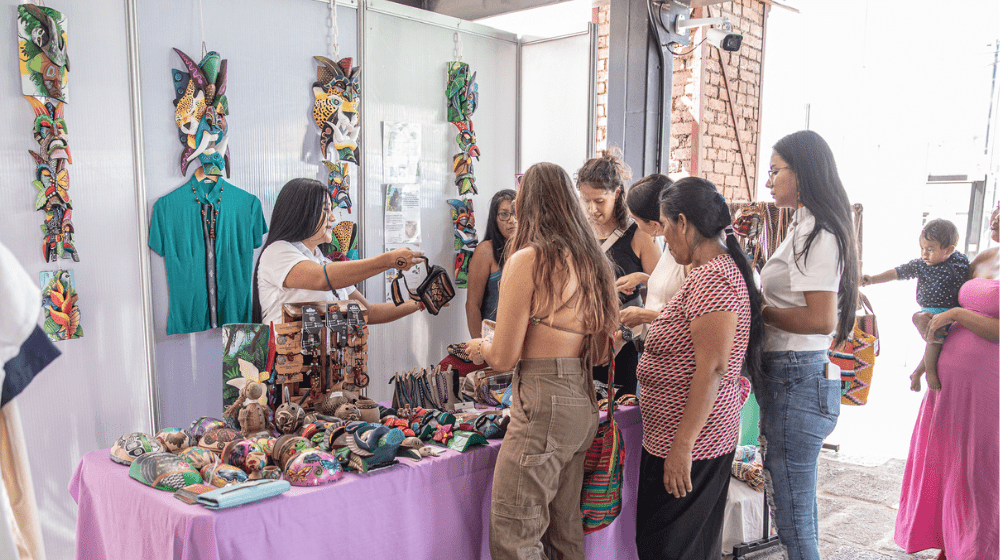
[728,202,863,270]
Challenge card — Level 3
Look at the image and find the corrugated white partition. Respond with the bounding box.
[360,0,518,402]
[520,29,596,175]
[0,1,152,557]
[136,0,358,428]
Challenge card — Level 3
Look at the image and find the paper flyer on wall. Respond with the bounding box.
[384,183,421,244]
[384,243,422,302]
[382,121,421,184]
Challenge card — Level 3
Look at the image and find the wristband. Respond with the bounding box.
[475,341,486,364]
[323,263,336,293]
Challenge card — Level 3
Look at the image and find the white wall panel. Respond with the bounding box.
[361,0,517,402]
[136,0,358,428]
[520,31,593,176]
[0,2,151,558]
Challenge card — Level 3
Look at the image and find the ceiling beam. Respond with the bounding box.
[420,0,577,21]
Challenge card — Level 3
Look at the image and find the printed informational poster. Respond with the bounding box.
[382,121,421,184]
[384,183,421,244]
[384,243,422,303]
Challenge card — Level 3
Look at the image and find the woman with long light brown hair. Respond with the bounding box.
[464,162,619,559]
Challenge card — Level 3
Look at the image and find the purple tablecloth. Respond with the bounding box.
[70,405,642,560]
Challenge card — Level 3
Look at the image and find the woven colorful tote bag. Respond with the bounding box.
[580,339,624,533]
[829,293,879,405]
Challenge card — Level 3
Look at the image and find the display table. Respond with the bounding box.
[70,405,643,560]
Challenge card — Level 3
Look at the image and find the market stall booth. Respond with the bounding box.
[1,0,600,558]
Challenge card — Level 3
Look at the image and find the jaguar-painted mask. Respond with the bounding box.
[322,160,352,212]
[313,56,360,164]
[172,48,230,177]
[17,4,69,101]
[446,61,477,123]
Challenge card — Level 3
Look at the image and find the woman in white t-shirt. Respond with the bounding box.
[252,178,423,326]
[620,174,687,345]
[757,131,859,560]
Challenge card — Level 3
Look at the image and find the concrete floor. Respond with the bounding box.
[725,283,951,559]
[727,450,941,560]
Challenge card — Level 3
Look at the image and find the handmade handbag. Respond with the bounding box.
[459,368,513,407]
[390,256,456,315]
[581,338,624,534]
[829,292,879,406]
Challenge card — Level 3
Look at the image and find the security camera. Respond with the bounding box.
[706,27,742,52]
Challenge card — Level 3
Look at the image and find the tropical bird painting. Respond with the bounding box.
[40,269,82,341]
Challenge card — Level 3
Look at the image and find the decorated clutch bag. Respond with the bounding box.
[196,479,291,510]
[447,343,473,363]
[390,256,456,315]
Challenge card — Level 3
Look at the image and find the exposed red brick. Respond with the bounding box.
[665,0,766,200]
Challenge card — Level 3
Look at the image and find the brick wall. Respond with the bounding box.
[594,5,609,153]
[671,1,768,201]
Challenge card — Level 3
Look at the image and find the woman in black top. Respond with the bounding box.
[577,150,660,394]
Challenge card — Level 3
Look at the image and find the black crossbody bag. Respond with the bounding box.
[390,256,456,315]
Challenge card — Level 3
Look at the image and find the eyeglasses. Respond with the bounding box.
[497,211,516,222]
[767,166,791,180]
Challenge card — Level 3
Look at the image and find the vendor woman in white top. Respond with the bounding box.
[756,130,859,560]
[252,178,424,326]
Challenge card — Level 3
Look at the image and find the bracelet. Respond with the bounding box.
[323,263,336,293]
[475,341,486,363]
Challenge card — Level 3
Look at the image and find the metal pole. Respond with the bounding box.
[357,0,367,298]
[587,22,598,160]
[985,40,998,155]
[123,0,160,433]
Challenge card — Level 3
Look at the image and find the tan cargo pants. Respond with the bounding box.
[489,358,599,560]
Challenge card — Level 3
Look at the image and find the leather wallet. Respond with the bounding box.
[196,479,291,510]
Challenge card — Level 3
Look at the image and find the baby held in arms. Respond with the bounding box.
[861,219,968,391]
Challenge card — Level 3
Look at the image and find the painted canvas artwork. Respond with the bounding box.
[222,324,270,412]
[16,4,69,101]
[39,269,82,341]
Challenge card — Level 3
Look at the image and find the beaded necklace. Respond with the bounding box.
[192,180,224,241]
[193,177,224,328]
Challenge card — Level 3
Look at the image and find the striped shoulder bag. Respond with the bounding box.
[580,338,624,533]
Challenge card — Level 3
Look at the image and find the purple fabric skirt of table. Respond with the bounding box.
[69,405,642,560]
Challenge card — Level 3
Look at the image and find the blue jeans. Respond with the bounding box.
[756,350,840,560]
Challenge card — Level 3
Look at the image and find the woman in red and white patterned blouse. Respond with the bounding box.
[634,177,765,560]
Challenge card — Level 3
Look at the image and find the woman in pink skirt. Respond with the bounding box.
[895,207,1000,559]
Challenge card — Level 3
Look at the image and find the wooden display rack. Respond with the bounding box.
[274,300,370,412]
